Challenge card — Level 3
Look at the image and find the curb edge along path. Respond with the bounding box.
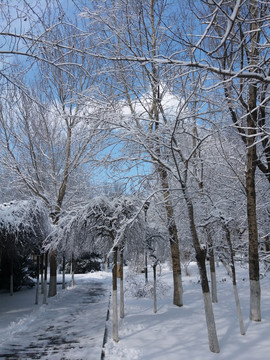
[0,276,110,360]
[101,293,111,360]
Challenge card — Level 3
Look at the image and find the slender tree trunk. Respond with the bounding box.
[112,247,118,342]
[119,249,124,319]
[144,247,148,284]
[40,253,44,294]
[43,252,48,305]
[246,157,261,320]
[153,264,157,313]
[225,226,245,335]
[247,80,261,321]
[208,232,217,303]
[196,249,220,353]
[35,255,40,305]
[71,253,75,287]
[169,238,183,307]
[185,190,220,353]
[48,250,57,297]
[159,168,183,307]
[62,255,66,289]
[104,254,108,272]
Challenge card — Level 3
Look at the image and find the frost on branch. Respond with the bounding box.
[49,195,145,260]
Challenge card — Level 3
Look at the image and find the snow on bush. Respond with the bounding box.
[124,270,170,298]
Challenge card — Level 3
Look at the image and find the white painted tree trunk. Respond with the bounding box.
[183,191,219,353]
[250,279,261,321]
[233,284,245,335]
[203,292,220,353]
[224,224,245,333]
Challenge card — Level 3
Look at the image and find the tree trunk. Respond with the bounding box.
[208,232,217,303]
[225,226,245,335]
[246,156,261,320]
[247,80,261,321]
[144,247,148,284]
[233,283,245,335]
[112,247,118,342]
[35,255,40,305]
[159,167,183,307]
[71,253,75,287]
[62,255,66,289]
[196,250,220,353]
[43,252,48,305]
[48,250,57,297]
[104,254,108,272]
[120,249,124,319]
[169,238,183,307]
[185,191,220,353]
[40,253,44,294]
[153,264,157,313]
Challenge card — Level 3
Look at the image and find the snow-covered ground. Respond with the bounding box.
[0,263,269,360]
[104,262,270,360]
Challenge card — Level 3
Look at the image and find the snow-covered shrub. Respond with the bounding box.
[124,270,170,298]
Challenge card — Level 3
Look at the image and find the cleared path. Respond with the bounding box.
[0,274,110,360]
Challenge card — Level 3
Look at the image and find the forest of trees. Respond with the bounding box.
[0,0,269,354]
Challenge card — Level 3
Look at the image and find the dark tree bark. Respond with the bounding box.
[40,253,44,294]
[246,107,261,320]
[35,255,40,305]
[207,231,217,303]
[112,246,118,342]
[48,250,57,297]
[159,168,183,307]
[43,252,48,305]
[119,249,124,319]
[62,255,66,290]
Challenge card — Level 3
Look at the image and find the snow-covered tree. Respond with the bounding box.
[0,199,51,292]
[48,194,145,342]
